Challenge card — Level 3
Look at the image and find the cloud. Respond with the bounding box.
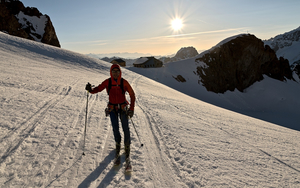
[121,27,248,44]
[166,27,248,38]
[63,40,108,46]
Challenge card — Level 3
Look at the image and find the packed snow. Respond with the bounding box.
[0,32,299,187]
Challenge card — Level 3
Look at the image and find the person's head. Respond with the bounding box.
[110,64,121,80]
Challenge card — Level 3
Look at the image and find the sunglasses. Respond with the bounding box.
[112,70,120,73]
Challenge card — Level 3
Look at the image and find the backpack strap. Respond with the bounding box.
[120,78,124,94]
[107,78,112,95]
[107,78,125,95]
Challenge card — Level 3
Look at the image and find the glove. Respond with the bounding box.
[127,110,134,118]
[85,82,92,92]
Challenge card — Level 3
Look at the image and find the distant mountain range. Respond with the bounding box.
[95,46,201,66]
[87,52,153,59]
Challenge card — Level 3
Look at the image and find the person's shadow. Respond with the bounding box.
[78,150,116,188]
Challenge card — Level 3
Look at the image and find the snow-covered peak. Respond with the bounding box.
[264,26,300,51]
[264,26,300,64]
[213,34,247,48]
[266,26,300,44]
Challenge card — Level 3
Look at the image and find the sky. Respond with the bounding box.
[20,0,300,57]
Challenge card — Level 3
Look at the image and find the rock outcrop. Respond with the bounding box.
[173,46,198,60]
[0,0,60,47]
[161,46,198,63]
[291,60,300,80]
[196,34,293,93]
[173,75,186,82]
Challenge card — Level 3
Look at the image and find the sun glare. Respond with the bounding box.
[171,18,183,31]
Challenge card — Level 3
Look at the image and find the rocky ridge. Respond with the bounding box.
[0,0,60,47]
[264,26,300,53]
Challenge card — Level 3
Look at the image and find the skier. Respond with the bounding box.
[85,64,135,170]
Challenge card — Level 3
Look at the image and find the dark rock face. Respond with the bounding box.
[195,34,293,93]
[0,0,60,47]
[0,1,29,39]
[41,14,60,47]
[291,60,300,80]
[173,75,186,82]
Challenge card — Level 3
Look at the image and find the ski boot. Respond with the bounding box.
[114,142,121,166]
[124,144,132,172]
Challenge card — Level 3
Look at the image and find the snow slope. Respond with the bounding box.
[276,41,300,64]
[0,32,299,187]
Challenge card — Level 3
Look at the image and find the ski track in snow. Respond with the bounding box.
[150,91,300,175]
[44,90,115,188]
[131,75,184,187]
[45,93,99,187]
[1,82,76,157]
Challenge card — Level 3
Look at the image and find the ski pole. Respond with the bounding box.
[82,91,89,155]
[129,117,143,147]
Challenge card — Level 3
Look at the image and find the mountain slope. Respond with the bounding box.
[128,36,300,131]
[0,32,299,187]
[264,26,300,64]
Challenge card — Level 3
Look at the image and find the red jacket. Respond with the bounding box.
[90,64,135,111]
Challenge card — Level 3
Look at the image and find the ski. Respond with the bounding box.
[113,155,121,166]
[124,160,132,173]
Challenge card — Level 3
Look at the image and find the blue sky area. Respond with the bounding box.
[20,0,300,56]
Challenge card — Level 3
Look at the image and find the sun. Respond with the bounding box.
[171,18,183,31]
